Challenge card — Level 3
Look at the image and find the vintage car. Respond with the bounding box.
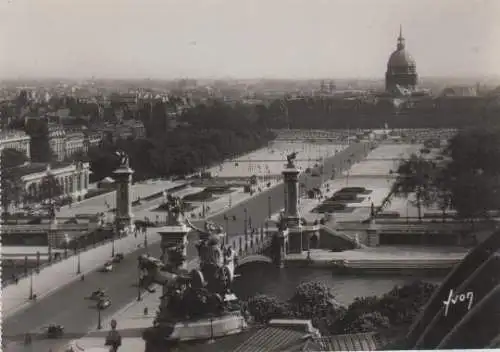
[88,289,106,301]
[112,253,125,263]
[101,262,113,272]
[98,298,111,310]
[46,324,64,338]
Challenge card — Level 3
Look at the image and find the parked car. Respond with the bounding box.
[112,253,124,263]
[88,289,106,301]
[46,324,64,338]
[101,262,113,272]
[98,298,111,310]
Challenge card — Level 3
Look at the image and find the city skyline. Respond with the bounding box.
[1,0,499,80]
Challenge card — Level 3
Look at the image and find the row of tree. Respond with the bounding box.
[391,126,500,221]
[244,280,437,340]
[87,100,276,181]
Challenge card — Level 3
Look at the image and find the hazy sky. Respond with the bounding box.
[1,0,499,80]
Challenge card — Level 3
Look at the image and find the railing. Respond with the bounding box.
[1,229,129,287]
[229,230,273,259]
[2,223,99,233]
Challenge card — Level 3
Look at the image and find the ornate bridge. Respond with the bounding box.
[226,228,275,269]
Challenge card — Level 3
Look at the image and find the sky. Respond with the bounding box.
[1,0,499,80]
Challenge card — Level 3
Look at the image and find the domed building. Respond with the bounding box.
[385,26,418,94]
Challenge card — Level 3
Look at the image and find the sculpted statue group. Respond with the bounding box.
[165,194,184,225]
[287,151,298,168]
[138,209,238,322]
[115,150,130,168]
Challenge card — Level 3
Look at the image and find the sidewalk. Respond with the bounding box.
[2,229,160,319]
[62,259,201,352]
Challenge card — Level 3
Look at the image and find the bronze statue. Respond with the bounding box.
[165,195,184,225]
[286,151,298,167]
[115,150,129,167]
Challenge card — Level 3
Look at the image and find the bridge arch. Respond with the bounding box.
[236,254,273,268]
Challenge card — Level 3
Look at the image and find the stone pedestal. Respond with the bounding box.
[366,221,380,247]
[288,227,303,254]
[158,224,190,269]
[282,166,300,220]
[113,166,134,229]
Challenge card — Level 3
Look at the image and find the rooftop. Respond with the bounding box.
[12,161,78,176]
[0,129,29,140]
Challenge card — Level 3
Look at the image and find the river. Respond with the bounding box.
[232,263,444,306]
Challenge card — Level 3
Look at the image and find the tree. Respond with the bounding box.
[441,127,500,220]
[431,166,454,222]
[344,312,390,333]
[393,154,437,221]
[289,281,344,332]
[246,294,292,323]
[2,148,28,168]
[1,168,25,211]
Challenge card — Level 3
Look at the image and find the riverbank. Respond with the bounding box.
[284,247,468,274]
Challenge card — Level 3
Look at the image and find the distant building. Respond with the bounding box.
[83,131,103,151]
[47,124,66,161]
[100,120,146,143]
[63,131,85,158]
[18,161,91,202]
[48,124,104,160]
[385,26,418,94]
[0,130,31,159]
[440,86,478,97]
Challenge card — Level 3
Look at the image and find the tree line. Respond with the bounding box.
[244,280,437,341]
[391,126,500,221]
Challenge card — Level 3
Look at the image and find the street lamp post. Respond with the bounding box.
[112,221,117,258]
[244,208,248,240]
[97,304,103,330]
[207,316,215,344]
[224,215,229,243]
[137,263,142,301]
[144,230,148,254]
[268,196,272,219]
[76,243,81,274]
[29,271,34,300]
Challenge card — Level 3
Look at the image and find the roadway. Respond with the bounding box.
[3,141,371,352]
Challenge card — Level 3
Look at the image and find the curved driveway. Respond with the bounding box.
[3,141,370,352]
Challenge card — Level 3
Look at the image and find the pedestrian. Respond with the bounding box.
[81,274,85,281]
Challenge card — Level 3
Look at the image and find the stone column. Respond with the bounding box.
[113,165,134,228]
[282,163,302,253]
[80,172,85,191]
[282,165,300,227]
[158,224,190,271]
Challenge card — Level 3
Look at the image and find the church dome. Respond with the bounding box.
[388,49,415,68]
[387,26,416,70]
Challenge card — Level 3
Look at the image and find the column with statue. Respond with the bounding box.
[113,150,134,231]
[282,152,302,254]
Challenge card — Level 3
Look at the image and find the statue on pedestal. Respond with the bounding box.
[165,194,185,226]
[115,150,130,168]
[139,218,238,332]
[286,152,298,168]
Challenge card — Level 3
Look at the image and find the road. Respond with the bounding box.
[3,141,371,352]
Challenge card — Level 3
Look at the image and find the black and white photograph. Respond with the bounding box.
[1,0,500,351]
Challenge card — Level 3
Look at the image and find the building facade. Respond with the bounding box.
[48,124,66,161]
[22,161,91,202]
[64,131,85,157]
[0,130,31,159]
[48,124,103,160]
[385,26,418,94]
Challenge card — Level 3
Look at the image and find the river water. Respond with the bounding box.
[232,263,443,306]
